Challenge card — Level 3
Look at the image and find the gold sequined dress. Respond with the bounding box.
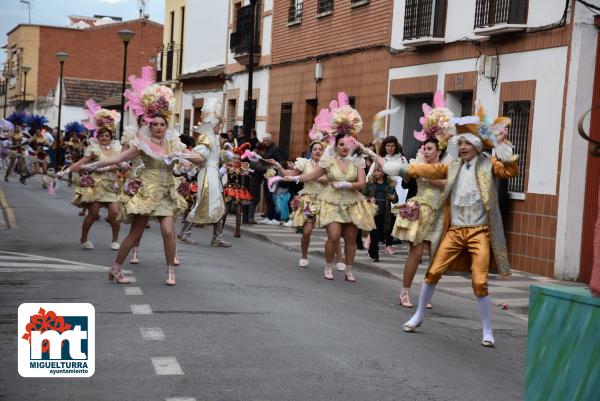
[118,136,187,222]
[391,171,441,244]
[72,140,121,206]
[290,157,324,227]
[317,154,377,231]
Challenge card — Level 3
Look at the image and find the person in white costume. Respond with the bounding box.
[177,98,230,247]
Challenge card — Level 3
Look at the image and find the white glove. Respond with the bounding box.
[82,162,98,172]
[332,181,352,190]
[219,166,227,175]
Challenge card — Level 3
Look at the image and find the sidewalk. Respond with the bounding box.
[224,218,581,316]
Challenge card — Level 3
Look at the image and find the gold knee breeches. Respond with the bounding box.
[425,225,491,297]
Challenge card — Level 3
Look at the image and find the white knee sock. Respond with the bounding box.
[476,296,494,342]
[406,283,436,326]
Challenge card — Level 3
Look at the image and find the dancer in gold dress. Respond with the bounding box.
[74,75,200,285]
[271,141,328,267]
[64,102,123,250]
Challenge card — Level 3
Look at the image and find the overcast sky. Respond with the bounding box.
[0,0,165,64]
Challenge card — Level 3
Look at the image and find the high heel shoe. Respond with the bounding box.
[324,264,334,280]
[129,247,140,264]
[344,266,356,283]
[108,263,129,284]
[399,288,413,307]
[174,254,180,266]
[165,266,176,286]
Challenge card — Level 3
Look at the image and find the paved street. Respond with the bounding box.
[1,178,527,401]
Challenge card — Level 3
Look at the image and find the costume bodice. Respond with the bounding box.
[326,159,359,183]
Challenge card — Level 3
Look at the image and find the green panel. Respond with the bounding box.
[525,285,600,401]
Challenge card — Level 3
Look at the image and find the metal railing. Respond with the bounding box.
[288,0,303,23]
[229,4,260,55]
[503,101,530,193]
[474,0,527,28]
[403,0,446,40]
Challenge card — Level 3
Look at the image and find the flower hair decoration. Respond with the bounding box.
[124,66,175,123]
[83,98,120,134]
[413,90,454,149]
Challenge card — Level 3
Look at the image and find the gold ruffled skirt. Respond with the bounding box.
[392,200,435,245]
[71,173,118,206]
[318,189,377,231]
[291,193,320,227]
[118,169,187,223]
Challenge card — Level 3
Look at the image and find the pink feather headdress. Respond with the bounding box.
[124,66,175,123]
[308,92,361,147]
[413,90,454,149]
[83,98,120,134]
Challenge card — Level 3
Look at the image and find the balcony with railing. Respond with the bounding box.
[474,0,528,36]
[229,4,261,66]
[403,0,447,47]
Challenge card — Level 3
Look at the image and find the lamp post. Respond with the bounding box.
[242,0,258,140]
[2,71,9,118]
[55,52,68,167]
[21,65,31,112]
[117,29,136,138]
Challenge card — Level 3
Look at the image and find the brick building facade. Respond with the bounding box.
[2,19,163,123]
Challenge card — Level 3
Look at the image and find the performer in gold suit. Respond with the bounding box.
[375,106,518,347]
[73,75,201,286]
[271,141,328,267]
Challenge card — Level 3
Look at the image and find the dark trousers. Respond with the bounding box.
[369,214,385,260]
[264,186,278,220]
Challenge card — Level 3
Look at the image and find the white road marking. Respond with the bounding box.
[128,276,137,283]
[124,287,143,296]
[0,255,45,260]
[0,251,106,270]
[130,304,152,315]
[140,327,165,341]
[122,269,133,274]
[151,357,183,375]
[165,398,196,401]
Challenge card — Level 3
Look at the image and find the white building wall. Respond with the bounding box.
[391,0,570,50]
[555,3,598,280]
[183,0,228,74]
[180,89,224,131]
[388,46,567,196]
[224,68,270,138]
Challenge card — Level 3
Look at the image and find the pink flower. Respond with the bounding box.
[398,202,420,221]
[80,175,95,188]
[124,177,142,195]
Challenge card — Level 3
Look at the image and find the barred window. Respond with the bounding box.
[351,0,369,7]
[502,101,530,193]
[403,0,447,40]
[317,0,334,15]
[474,0,528,28]
[288,0,303,24]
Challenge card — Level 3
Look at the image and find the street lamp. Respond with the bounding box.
[21,65,31,112]
[2,71,9,118]
[55,52,68,167]
[117,29,135,137]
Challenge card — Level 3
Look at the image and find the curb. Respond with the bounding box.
[0,186,17,229]
[222,224,530,313]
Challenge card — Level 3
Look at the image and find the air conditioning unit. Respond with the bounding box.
[484,55,498,80]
